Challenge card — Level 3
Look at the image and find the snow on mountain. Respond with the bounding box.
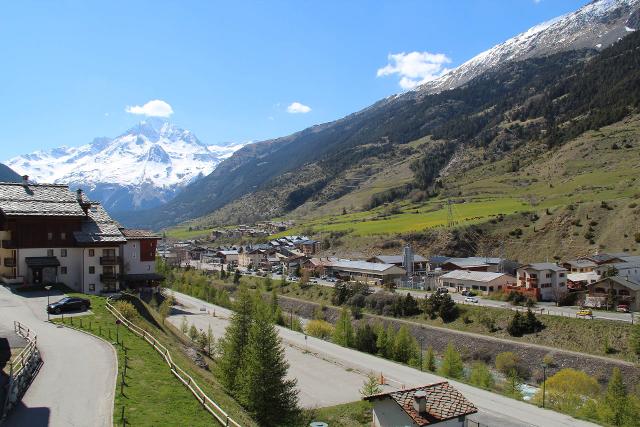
[4,118,246,212]
[418,0,640,95]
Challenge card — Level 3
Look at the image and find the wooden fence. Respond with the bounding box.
[105,296,243,427]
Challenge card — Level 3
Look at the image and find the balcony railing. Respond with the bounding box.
[1,240,17,249]
[99,256,121,266]
[100,273,119,282]
[3,258,16,267]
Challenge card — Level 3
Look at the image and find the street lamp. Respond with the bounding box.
[541,362,548,408]
[44,285,52,321]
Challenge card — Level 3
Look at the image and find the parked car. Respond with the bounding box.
[47,297,91,314]
[576,308,593,317]
[616,304,630,313]
[436,287,449,294]
[464,296,479,303]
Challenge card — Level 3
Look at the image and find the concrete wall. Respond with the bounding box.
[371,398,418,427]
[121,240,155,275]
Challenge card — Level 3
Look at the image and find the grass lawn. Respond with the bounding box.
[55,293,256,427]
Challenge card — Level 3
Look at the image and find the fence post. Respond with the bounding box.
[121,406,125,427]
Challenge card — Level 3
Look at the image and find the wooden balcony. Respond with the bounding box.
[100,272,119,282]
[3,258,16,267]
[99,256,121,266]
[1,240,17,249]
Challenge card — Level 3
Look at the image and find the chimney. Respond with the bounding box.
[22,175,29,186]
[76,188,83,202]
[412,390,427,414]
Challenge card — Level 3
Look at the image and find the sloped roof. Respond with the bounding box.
[564,259,597,268]
[444,257,503,268]
[590,275,640,291]
[441,269,512,283]
[0,182,86,217]
[121,229,161,240]
[330,259,404,273]
[73,204,126,245]
[520,262,566,272]
[364,382,477,426]
[372,255,428,264]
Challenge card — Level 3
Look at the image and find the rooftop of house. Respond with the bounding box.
[364,381,477,426]
[564,259,597,268]
[519,262,566,272]
[590,275,640,291]
[330,259,403,273]
[0,181,87,217]
[442,257,504,268]
[73,203,127,245]
[441,270,512,282]
[581,253,624,264]
[371,255,428,264]
[121,229,161,240]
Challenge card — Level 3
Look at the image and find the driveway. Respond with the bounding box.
[169,290,597,427]
[0,286,116,427]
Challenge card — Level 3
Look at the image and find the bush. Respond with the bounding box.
[422,293,459,322]
[113,300,138,321]
[468,362,495,389]
[533,368,599,414]
[507,309,543,336]
[495,352,520,376]
[305,319,334,340]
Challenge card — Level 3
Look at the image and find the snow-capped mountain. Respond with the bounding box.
[5,118,246,213]
[419,0,640,95]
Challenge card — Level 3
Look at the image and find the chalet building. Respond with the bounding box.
[294,239,320,255]
[215,250,239,265]
[562,259,597,273]
[437,257,519,275]
[516,263,568,301]
[0,179,125,294]
[586,276,640,311]
[439,270,515,295]
[579,253,625,266]
[364,382,477,427]
[325,259,406,285]
[238,247,267,268]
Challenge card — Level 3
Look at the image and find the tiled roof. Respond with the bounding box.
[330,259,403,273]
[0,182,86,217]
[444,257,503,267]
[73,203,126,245]
[364,382,477,426]
[521,262,566,272]
[121,229,161,239]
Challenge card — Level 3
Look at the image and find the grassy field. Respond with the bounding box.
[278,283,637,361]
[55,294,256,427]
[301,401,372,426]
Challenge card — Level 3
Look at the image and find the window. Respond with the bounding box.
[546,273,552,278]
[559,273,566,277]
[530,273,537,278]
[60,232,66,240]
[88,283,95,291]
[61,267,67,275]
[88,249,95,257]
[47,232,53,241]
[147,265,151,271]
[47,249,54,257]
[61,249,67,257]
[89,266,95,274]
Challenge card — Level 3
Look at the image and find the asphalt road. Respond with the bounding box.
[0,287,116,427]
[168,290,597,427]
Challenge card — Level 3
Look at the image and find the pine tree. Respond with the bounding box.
[424,346,436,372]
[217,287,254,393]
[601,368,628,426]
[239,303,299,426]
[384,325,396,358]
[233,269,242,284]
[468,362,494,389]
[375,323,388,357]
[393,326,417,363]
[206,324,214,356]
[333,307,354,347]
[359,372,382,397]
[438,343,463,379]
[354,323,378,354]
[504,369,523,400]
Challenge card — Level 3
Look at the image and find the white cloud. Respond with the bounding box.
[125,99,174,117]
[377,51,452,90]
[286,102,312,114]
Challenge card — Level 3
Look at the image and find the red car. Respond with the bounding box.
[616,304,630,313]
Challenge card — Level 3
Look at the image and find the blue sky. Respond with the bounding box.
[0,0,587,158]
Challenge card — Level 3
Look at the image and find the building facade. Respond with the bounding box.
[516,263,568,301]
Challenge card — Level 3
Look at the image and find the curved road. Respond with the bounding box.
[170,290,597,427]
[0,287,116,427]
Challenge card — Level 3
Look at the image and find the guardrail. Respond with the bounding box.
[1,321,41,420]
[105,296,242,427]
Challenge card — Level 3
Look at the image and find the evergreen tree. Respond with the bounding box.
[333,307,354,347]
[375,323,388,357]
[217,287,254,393]
[354,323,378,354]
[239,303,299,426]
[393,326,418,363]
[359,372,382,397]
[233,269,242,284]
[438,343,463,379]
[424,346,437,372]
[383,325,396,359]
[504,369,523,400]
[402,293,420,316]
[601,368,628,426]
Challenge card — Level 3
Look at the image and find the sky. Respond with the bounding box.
[0,0,588,159]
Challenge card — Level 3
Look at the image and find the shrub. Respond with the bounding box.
[422,293,458,322]
[507,309,543,336]
[495,352,520,376]
[533,368,599,414]
[305,319,334,340]
[114,300,138,321]
[468,362,495,389]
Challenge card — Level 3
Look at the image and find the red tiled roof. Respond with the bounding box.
[121,229,161,239]
[364,382,477,426]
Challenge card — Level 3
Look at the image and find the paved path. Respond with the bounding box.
[168,290,597,427]
[0,287,116,427]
